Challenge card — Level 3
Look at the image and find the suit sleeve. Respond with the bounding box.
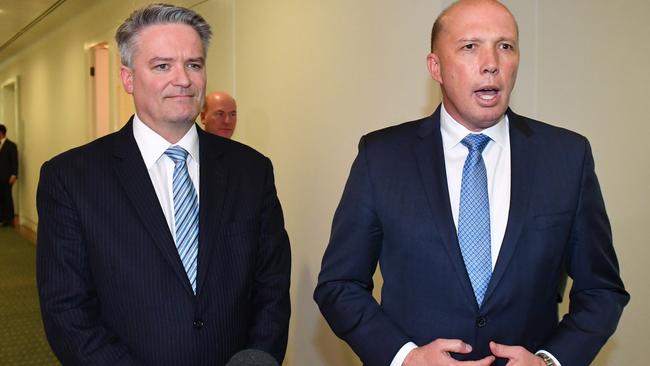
[247,157,292,364]
[9,141,18,177]
[36,161,142,366]
[542,140,629,365]
[314,137,411,366]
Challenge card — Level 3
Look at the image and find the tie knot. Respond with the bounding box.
[461,134,491,153]
[164,145,189,164]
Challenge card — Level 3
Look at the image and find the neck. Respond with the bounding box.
[140,119,194,144]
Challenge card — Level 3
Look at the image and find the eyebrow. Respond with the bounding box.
[187,57,205,64]
[148,57,173,64]
[148,57,205,64]
[456,37,517,44]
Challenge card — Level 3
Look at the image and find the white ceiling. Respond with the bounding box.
[0,0,90,62]
[0,0,207,63]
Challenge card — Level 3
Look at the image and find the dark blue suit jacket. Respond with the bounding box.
[37,120,291,365]
[0,138,18,180]
[314,107,628,366]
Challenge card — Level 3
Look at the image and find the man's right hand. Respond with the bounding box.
[403,339,495,366]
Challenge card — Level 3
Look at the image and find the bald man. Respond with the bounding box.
[314,1,628,366]
[201,91,237,138]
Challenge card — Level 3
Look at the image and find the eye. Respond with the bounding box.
[187,62,203,70]
[462,43,476,50]
[153,64,170,71]
[500,43,515,51]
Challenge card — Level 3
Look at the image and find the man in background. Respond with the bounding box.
[314,1,628,365]
[36,4,290,365]
[201,91,237,138]
[0,124,18,227]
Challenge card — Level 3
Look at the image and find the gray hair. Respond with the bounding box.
[115,3,212,67]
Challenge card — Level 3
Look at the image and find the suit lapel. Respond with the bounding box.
[414,107,478,308]
[111,119,194,295]
[195,129,228,296]
[484,110,536,303]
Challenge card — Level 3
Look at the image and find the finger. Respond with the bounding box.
[490,341,515,358]
[458,355,496,366]
[437,338,473,354]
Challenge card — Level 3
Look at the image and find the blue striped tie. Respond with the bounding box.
[458,134,492,307]
[164,146,199,293]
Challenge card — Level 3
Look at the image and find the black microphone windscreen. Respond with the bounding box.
[226,349,279,366]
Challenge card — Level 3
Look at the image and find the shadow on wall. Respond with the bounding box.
[293,263,360,365]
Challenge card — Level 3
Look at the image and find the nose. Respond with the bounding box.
[481,48,499,75]
[172,66,191,87]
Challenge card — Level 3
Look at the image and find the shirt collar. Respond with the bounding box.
[132,113,200,169]
[440,102,509,151]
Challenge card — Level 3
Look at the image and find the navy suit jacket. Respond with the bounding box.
[37,120,291,365]
[0,138,18,180]
[314,107,628,366]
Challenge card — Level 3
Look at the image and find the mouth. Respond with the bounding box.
[474,86,501,106]
[474,86,499,100]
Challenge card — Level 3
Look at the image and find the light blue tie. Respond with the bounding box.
[458,134,492,307]
[164,146,199,293]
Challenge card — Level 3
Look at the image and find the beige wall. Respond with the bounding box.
[0,0,647,365]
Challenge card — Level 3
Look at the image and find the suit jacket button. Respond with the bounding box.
[476,317,487,328]
[193,319,204,329]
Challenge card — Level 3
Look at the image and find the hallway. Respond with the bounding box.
[0,228,57,365]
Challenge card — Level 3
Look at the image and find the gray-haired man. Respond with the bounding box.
[36,4,291,365]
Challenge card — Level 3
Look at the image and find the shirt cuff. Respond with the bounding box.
[390,342,418,366]
[536,350,561,366]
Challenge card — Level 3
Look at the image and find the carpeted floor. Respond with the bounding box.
[0,227,59,365]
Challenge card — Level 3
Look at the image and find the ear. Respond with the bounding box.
[120,65,134,94]
[426,52,443,84]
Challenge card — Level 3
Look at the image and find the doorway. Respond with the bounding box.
[88,42,110,138]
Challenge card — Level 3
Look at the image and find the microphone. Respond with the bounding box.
[226,349,279,366]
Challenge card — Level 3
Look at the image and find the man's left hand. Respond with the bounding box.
[8,175,16,185]
[489,341,545,366]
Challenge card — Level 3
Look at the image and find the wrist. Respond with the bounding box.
[402,349,414,366]
[537,352,556,366]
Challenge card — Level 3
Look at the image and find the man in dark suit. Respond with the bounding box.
[0,124,18,227]
[36,4,290,365]
[314,1,628,365]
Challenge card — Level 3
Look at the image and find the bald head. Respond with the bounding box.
[430,0,518,52]
[201,91,237,138]
[425,0,520,131]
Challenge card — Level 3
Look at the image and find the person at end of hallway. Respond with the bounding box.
[201,91,237,138]
[0,124,18,227]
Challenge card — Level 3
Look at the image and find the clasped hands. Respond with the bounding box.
[403,338,546,366]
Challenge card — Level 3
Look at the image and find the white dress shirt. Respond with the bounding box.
[132,114,200,241]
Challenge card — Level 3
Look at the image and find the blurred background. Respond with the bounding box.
[0,0,647,364]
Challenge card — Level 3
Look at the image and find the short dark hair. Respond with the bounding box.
[0,124,6,135]
[115,3,212,67]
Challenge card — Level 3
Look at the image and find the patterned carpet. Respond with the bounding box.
[0,227,59,365]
